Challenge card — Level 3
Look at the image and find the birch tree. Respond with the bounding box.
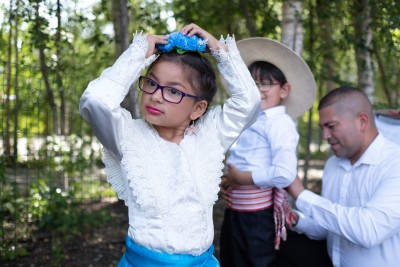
[12,0,20,164]
[4,0,14,163]
[281,0,314,187]
[281,0,304,55]
[352,0,374,102]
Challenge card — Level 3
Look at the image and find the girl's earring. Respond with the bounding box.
[185,120,198,136]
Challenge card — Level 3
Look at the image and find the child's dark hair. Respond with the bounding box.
[149,50,217,107]
[248,61,287,84]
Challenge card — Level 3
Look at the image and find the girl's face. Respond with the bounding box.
[140,60,207,139]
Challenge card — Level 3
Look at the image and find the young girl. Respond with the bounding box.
[219,37,316,267]
[79,24,260,266]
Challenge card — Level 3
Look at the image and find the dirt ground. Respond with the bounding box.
[2,178,322,267]
[2,199,129,267]
[2,198,221,267]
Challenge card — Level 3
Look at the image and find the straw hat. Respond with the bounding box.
[236,37,316,119]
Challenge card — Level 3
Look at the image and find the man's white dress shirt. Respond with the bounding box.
[294,134,400,267]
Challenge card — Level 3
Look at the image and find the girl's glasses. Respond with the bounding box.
[138,76,200,104]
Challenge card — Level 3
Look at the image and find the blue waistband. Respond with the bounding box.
[117,236,220,267]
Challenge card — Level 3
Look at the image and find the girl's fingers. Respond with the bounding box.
[181,23,201,37]
[158,35,169,43]
[155,35,169,44]
[147,34,169,45]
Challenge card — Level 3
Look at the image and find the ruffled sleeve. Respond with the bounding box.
[79,32,157,160]
[102,148,129,204]
[209,35,261,152]
[80,32,157,204]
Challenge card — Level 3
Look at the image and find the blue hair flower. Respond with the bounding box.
[156,32,207,54]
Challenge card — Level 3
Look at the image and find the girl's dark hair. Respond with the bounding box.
[248,61,287,84]
[148,50,217,106]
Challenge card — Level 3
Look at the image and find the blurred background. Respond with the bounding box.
[1,0,399,266]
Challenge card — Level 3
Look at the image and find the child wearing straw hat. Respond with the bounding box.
[219,37,316,267]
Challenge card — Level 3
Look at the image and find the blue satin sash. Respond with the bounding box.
[117,236,220,267]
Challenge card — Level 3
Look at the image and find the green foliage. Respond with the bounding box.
[0,155,29,260]
[369,1,400,108]
[29,180,76,232]
[71,178,116,201]
[28,179,110,233]
[1,0,399,262]
[1,174,112,261]
[296,103,331,162]
[171,0,281,39]
[0,136,113,261]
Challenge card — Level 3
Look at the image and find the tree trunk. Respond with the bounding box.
[112,0,130,56]
[353,0,374,102]
[239,0,256,36]
[303,0,313,188]
[282,0,310,187]
[112,0,140,119]
[12,0,20,165]
[4,0,14,163]
[56,0,66,135]
[35,2,59,135]
[39,48,59,135]
[373,41,392,107]
[314,0,336,155]
[316,0,337,92]
[281,0,303,55]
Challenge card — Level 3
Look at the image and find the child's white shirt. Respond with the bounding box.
[228,105,299,189]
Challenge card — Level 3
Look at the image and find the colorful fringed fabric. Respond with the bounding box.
[273,187,297,250]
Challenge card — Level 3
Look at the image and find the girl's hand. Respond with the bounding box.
[180,23,227,52]
[146,34,169,58]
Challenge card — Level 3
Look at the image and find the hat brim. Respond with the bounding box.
[236,37,316,119]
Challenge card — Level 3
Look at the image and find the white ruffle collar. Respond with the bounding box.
[102,111,225,213]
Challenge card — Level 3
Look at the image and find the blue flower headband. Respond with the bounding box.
[155,32,207,54]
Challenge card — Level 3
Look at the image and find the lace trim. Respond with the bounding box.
[132,31,159,67]
[211,35,240,63]
[130,31,148,50]
[214,34,252,96]
[190,113,225,205]
[121,120,166,213]
[102,113,225,255]
[102,148,129,205]
[117,114,224,213]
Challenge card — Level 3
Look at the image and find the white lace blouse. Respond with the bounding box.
[79,33,260,256]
